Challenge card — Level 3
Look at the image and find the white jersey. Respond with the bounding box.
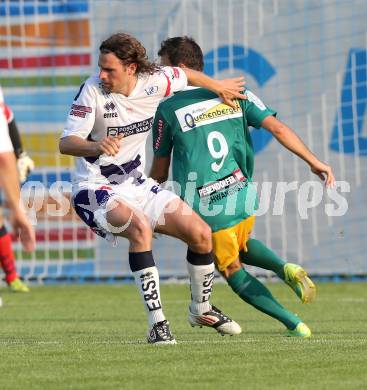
[0,107,13,153]
[61,67,187,190]
[0,85,13,153]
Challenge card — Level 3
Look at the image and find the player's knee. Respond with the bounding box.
[188,220,212,253]
[227,259,242,273]
[128,218,152,246]
[221,259,242,279]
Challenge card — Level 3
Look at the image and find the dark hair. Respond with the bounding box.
[158,36,204,71]
[99,32,160,74]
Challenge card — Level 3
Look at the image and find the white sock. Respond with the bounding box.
[133,266,165,327]
[186,262,214,314]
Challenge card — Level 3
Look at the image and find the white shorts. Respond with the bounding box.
[72,177,179,242]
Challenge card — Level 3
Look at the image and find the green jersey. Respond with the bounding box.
[152,88,276,232]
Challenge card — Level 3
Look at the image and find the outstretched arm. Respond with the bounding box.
[261,116,335,187]
[183,68,246,109]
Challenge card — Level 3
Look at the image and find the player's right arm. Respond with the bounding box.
[149,104,173,183]
[59,79,122,158]
[59,134,122,157]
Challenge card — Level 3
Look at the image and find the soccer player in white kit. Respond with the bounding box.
[0,99,35,307]
[60,33,244,344]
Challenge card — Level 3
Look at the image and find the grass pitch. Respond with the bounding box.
[0,282,366,390]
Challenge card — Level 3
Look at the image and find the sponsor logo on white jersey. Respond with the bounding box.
[103,101,118,118]
[107,117,154,137]
[145,85,159,96]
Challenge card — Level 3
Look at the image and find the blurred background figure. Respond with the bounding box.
[0,85,35,292]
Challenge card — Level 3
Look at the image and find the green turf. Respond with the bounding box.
[0,75,88,87]
[0,282,366,390]
[15,248,95,261]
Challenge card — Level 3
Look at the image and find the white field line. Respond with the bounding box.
[0,338,366,346]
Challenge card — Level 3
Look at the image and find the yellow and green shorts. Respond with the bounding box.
[212,216,256,271]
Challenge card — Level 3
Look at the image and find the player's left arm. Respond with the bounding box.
[150,104,173,183]
[150,156,171,184]
[183,68,246,109]
[261,115,335,187]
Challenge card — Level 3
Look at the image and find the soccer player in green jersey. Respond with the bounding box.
[150,37,335,338]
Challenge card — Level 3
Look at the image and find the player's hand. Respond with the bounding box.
[97,135,123,156]
[17,152,35,182]
[10,209,36,253]
[216,77,246,109]
[310,160,335,187]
